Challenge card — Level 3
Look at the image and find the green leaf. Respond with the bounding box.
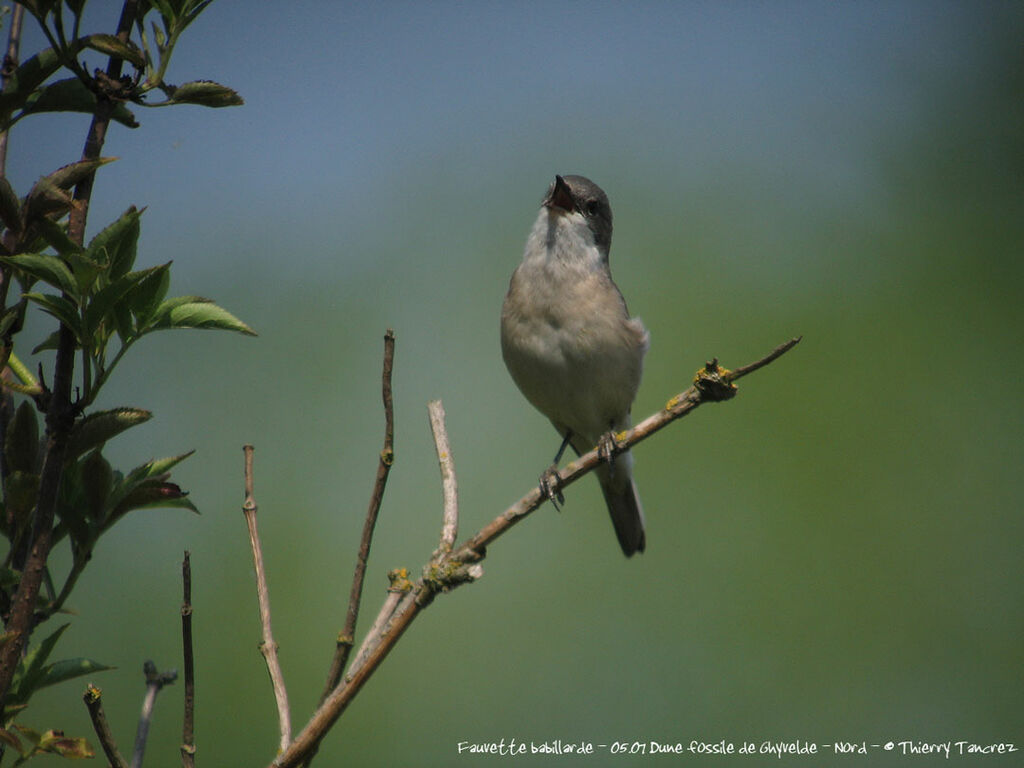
[34,657,115,691]
[85,206,143,278]
[35,217,84,258]
[31,329,62,354]
[126,261,171,325]
[0,45,64,115]
[0,253,77,295]
[167,79,243,108]
[81,450,113,522]
[10,623,69,705]
[3,470,40,533]
[0,177,21,233]
[151,297,255,335]
[17,77,139,129]
[5,401,40,474]
[24,293,83,342]
[83,264,165,338]
[0,728,20,751]
[111,479,197,519]
[66,250,106,295]
[23,159,116,224]
[66,408,152,462]
[124,450,195,486]
[83,33,146,69]
[39,158,118,193]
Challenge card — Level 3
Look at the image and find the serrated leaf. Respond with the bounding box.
[0,177,21,233]
[24,293,83,341]
[126,261,170,326]
[86,207,142,279]
[151,298,255,335]
[123,450,195,487]
[0,253,77,295]
[66,408,152,462]
[17,77,139,129]
[167,80,243,108]
[41,158,117,192]
[35,217,83,258]
[83,33,146,69]
[66,250,106,294]
[5,401,40,474]
[83,265,165,338]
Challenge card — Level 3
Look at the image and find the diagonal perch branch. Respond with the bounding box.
[268,335,801,768]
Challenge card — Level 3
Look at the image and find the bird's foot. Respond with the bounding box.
[539,464,565,510]
[597,431,622,478]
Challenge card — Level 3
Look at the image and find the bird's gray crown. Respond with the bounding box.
[543,174,613,253]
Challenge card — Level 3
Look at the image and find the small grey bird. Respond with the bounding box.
[501,174,649,556]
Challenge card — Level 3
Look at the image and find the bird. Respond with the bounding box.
[500,174,649,556]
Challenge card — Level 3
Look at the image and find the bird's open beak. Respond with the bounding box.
[543,175,575,213]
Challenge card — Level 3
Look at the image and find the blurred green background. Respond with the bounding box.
[8,1,1023,766]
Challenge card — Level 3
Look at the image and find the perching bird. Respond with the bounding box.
[501,174,649,556]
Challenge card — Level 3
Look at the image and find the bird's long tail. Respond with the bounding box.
[597,450,646,556]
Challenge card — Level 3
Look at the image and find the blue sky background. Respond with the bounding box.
[10,2,1024,766]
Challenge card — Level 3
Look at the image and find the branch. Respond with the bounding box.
[84,685,129,768]
[318,330,395,703]
[268,336,800,768]
[0,0,141,702]
[454,336,803,560]
[181,551,196,768]
[130,661,177,768]
[243,445,292,753]
[428,400,458,556]
[0,3,25,174]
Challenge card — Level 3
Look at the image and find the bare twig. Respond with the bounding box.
[243,445,292,753]
[345,568,412,680]
[428,400,458,556]
[181,551,196,768]
[318,330,396,704]
[268,336,800,768]
[0,0,141,703]
[131,662,177,768]
[84,685,130,768]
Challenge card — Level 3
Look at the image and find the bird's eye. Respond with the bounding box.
[584,201,600,217]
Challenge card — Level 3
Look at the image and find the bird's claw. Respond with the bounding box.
[597,431,620,478]
[539,464,565,510]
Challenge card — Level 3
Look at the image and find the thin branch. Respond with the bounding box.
[455,337,804,560]
[243,444,292,753]
[428,400,458,556]
[318,330,396,704]
[0,0,141,702]
[84,685,129,768]
[130,661,177,768]
[181,551,196,768]
[0,2,25,174]
[344,568,412,680]
[268,336,800,768]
